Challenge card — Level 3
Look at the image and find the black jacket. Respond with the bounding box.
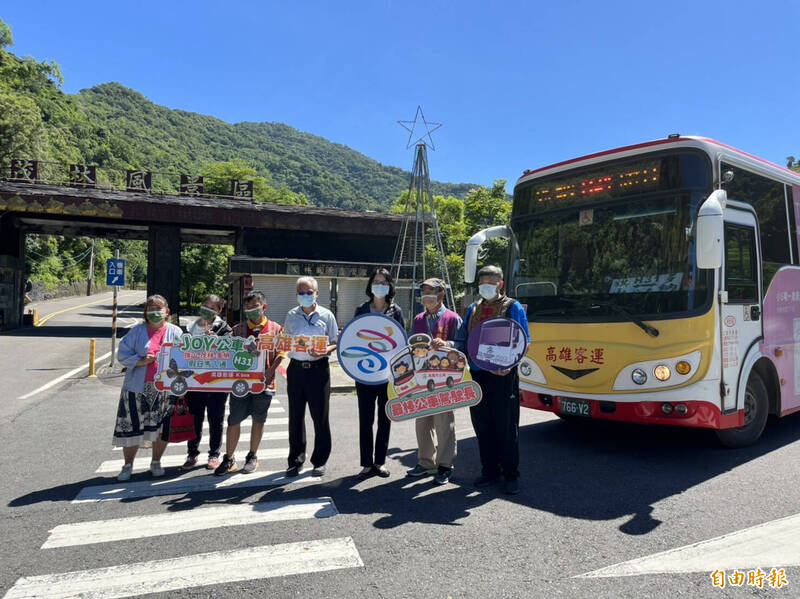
[354,300,405,329]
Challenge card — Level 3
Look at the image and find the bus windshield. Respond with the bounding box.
[513,193,713,321]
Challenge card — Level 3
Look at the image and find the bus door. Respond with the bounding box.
[720,210,762,412]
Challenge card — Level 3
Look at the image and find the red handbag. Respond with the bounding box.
[168,397,197,443]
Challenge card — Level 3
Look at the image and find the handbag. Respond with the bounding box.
[167,397,197,443]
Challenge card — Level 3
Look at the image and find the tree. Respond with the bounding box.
[180,243,234,308]
[199,159,307,205]
[0,18,13,50]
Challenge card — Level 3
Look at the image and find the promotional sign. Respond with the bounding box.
[386,333,482,422]
[467,317,528,370]
[337,313,408,385]
[154,334,266,397]
[257,332,329,355]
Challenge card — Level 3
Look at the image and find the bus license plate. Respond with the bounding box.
[561,398,590,417]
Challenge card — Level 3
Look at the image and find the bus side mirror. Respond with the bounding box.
[696,190,726,270]
[464,225,513,283]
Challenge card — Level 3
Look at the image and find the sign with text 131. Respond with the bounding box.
[106,259,126,286]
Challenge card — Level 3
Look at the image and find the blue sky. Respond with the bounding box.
[3,1,798,189]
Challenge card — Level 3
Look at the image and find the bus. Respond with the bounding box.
[464,135,800,447]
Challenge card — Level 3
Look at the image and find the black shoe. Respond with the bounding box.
[311,465,326,477]
[433,466,453,485]
[373,464,391,478]
[285,465,301,477]
[357,467,374,481]
[504,478,520,495]
[214,454,238,476]
[474,475,500,488]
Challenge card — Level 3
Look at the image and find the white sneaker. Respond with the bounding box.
[150,461,165,478]
[117,464,132,482]
[243,452,258,474]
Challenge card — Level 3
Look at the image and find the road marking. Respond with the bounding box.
[43,497,338,548]
[202,417,288,431]
[34,291,140,327]
[17,352,113,400]
[6,537,362,599]
[111,430,288,451]
[96,447,288,473]
[73,468,318,502]
[576,512,800,578]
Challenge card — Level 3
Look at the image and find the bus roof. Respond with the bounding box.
[515,136,800,188]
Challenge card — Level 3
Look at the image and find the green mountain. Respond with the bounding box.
[0,35,474,210]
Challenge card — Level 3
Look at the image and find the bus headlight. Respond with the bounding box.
[631,368,647,385]
[520,361,532,377]
[653,365,671,381]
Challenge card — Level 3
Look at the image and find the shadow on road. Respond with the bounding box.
[0,325,131,339]
[9,412,800,536]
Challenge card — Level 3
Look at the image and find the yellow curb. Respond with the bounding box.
[35,292,138,327]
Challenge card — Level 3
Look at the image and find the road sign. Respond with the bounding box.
[106,259,126,286]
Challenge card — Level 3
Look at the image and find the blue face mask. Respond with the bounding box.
[371,284,390,299]
[297,293,316,308]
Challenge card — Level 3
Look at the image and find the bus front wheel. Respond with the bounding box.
[715,372,769,448]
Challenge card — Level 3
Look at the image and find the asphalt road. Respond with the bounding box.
[1,294,800,598]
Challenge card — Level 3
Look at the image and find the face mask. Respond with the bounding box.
[146,310,166,323]
[372,284,390,299]
[421,294,439,306]
[297,293,316,308]
[478,284,499,300]
[245,307,263,321]
[198,306,217,322]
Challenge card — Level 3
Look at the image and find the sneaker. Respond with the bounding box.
[150,461,165,478]
[504,478,520,495]
[243,452,258,474]
[117,464,132,482]
[180,455,198,471]
[214,454,238,476]
[433,466,453,486]
[311,465,326,477]
[206,455,221,470]
[474,474,501,488]
[285,465,301,477]
[406,464,436,477]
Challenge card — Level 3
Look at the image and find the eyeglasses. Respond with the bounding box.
[297,290,316,296]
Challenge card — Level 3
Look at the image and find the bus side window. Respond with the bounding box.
[724,224,758,303]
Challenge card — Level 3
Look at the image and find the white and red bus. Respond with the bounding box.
[465,135,800,446]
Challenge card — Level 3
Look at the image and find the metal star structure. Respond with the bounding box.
[398,105,442,150]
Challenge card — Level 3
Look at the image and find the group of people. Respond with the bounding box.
[111,265,529,495]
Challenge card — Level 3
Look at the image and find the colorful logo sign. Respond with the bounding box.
[467,317,528,370]
[337,313,408,385]
[385,333,482,421]
[154,334,266,397]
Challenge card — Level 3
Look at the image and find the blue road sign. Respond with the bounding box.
[106,259,126,286]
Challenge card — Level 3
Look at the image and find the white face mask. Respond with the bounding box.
[371,284,390,299]
[421,294,439,307]
[297,293,316,308]
[478,284,499,300]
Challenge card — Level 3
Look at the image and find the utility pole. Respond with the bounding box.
[110,248,119,368]
[86,239,95,296]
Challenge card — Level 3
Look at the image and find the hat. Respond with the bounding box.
[420,278,445,291]
[408,333,431,348]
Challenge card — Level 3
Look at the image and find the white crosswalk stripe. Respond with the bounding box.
[4,537,363,599]
[73,469,318,503]
[112,430,288,451]
[95,447,287,473]
[43,497,338,548]
[203,417,287,431]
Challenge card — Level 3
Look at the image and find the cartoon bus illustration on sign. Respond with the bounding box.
[390,334,468,396]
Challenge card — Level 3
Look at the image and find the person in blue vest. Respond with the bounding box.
[455,265,529,495]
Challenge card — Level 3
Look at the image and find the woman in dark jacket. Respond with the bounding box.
[354,268,405,480]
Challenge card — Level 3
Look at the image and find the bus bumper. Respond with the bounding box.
[520,390,744,429]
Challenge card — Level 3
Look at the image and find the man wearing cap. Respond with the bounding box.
[454,265,529,495]
[407,278,463,485]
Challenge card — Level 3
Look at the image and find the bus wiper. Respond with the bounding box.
[588,300,660,337]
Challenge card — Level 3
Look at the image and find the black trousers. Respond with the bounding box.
[186,391,227,458]
[469,369,520,481]
[355,381,391,467]
[287,359,331,468]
